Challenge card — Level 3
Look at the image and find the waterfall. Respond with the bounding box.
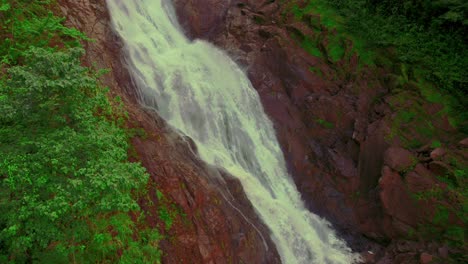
[106,0,360,263]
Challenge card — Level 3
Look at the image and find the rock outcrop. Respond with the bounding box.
[173,0,467,262]
[56,0,466,263]
[57,1,280,263]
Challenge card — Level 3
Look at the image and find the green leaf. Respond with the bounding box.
[0,3,10,11]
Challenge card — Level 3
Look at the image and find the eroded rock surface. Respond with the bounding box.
[173,0,467,262]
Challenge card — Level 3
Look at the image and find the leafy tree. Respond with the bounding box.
[0,0,85,65]
[0,1,164,263]
[0,46,155,263]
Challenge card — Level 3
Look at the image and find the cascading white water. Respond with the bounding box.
[107,0,360,263]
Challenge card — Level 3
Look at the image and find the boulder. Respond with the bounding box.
[405,166,438,193]
[438,245,449,259]
[419,252,433,264]
[430,148,446,160]
[379,166,419,230]
[361,251,376,263]
[459,137,468,147]
[384,147,416,172]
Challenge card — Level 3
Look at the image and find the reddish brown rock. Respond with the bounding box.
[379,166,419,237]
[430,148,446,160]
[358,120,391,192]
[438,245,449,258]
[419,252,433,264]
[57,0,280,263]
[459,137,468,147]
[384,147,416,172]
[175,0,385,236]
[361,251,376,263]
[169,5,465,255]
[173,0,230,39]
[405,165,438,193]
[172,0,451,258]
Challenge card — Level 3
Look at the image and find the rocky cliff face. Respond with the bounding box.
[173,0,467,262]
[57,1,280,263]
[56,0,466,263]
[173,0,391,237]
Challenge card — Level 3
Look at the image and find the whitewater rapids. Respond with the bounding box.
[106,0,360,263]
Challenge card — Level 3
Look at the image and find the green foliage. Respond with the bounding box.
[398,110,417,123]
[285,0,467,253]
[158,207,174,231]
[316,118,334,129]
[327,36,345,62]
[155,190,178,231]
[0,3,10,12]
[433,206,450,225]
[431,140,442,148]
[320,0,467,128]
[284,0,467,131]
[0,1,163,262]
[0,0,87,65]
[432,205,465,246]
[364,0,468,28]
[253,15,265,24]
[283,0,374,67]
[309,66,324,77]
[445,226,465,246]
[0,46,154,263]
[301,37,323,58]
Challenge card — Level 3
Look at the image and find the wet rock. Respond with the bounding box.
[361,250,376,263]
[168,0,465,259]
[384,147,416,172]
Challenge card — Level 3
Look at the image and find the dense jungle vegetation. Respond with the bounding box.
[326,0,467,121]
[286,0,467,130]
[0,1,161,263]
